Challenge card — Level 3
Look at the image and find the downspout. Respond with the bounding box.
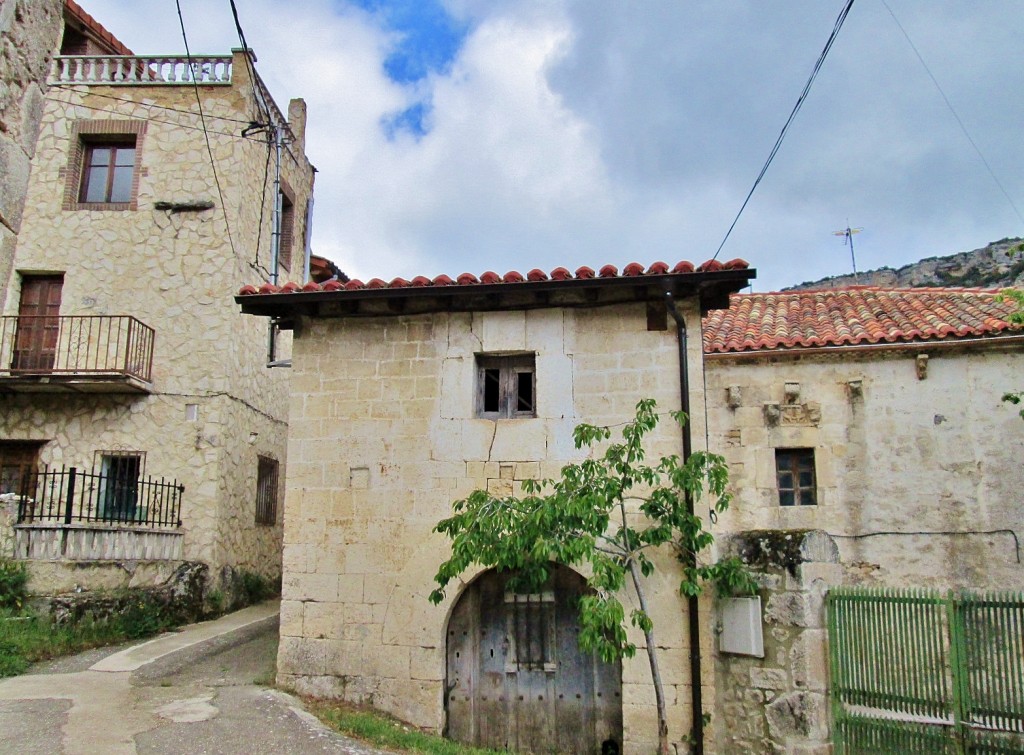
[665,290,705,755]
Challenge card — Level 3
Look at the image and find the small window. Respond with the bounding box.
[476,354,536,419]
[775,448,816,506]
[278,191,295,271]
[505,591,556,671]
[63,120,146,211]
[256,456,279,525]
[79,141,136,203]
[98,452,143,521]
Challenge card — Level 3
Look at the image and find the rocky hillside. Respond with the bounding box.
[787,237,1024,291]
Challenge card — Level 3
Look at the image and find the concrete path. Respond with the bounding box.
[0,602,393,754]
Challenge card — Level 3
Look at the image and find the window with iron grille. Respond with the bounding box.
[775,448,816,506]
[504,591,556,671]
[97,452,143,521]
[256,456,279,525]
[476,354,536,419]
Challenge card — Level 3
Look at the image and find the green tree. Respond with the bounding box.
[429,399,753,755]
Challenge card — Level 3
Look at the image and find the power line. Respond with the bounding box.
[50,83,254,125]
[712,0,856,261]
[47,93,264,142]
[227,0,271,125]
[881,0,1024,227]
[175,0,238,259]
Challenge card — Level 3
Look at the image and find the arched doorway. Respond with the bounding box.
[445,564,623,754]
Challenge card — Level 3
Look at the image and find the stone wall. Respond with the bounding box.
[277,300,713,754]
[0,0,62,305]
[713,530,839,755]
[705,344,1024,591]
[1,49,312,584]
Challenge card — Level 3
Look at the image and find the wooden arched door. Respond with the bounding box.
[446,564,622,754]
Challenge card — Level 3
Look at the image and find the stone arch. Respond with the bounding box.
[444,563,623,754]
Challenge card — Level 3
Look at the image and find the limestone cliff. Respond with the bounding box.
[788,237,1024,291]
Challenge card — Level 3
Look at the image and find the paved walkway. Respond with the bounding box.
[0,602,392,754]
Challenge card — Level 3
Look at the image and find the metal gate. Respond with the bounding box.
[446,564,622,754]
[827,587,1024,753]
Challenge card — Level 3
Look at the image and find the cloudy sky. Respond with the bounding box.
[76,0,1023,291]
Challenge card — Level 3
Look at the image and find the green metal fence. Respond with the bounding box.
[827,587,1024,754]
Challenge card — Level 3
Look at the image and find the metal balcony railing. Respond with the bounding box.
[0,315,155,383]
[14,466,183,530]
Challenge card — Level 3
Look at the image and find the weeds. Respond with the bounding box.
[0,559,29,611]
[306,699,505,755]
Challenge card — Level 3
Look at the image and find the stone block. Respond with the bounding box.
[279,599,304,637]
[750,667,789,690]
[792,629,829,691]
[478,310,526,351]
[0,138,30,233]
[278,636,327,675]
[410,645,443,681]
[765,691,827,741]
[765,592,812,628]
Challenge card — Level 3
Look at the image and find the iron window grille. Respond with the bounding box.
[256,455,279,525]
[504,590,557,672]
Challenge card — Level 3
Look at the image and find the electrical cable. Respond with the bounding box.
[227,0,271,125]
[881,0,1024,227]
[47,93,265,142]
[253,134,274,273]
[175,0,239,259]
[826,529,1020,564]
[712,0,856,261]
[50,83,254,124]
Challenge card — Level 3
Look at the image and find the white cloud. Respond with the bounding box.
[65,1,1024,290]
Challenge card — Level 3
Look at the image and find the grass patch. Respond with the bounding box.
[305,698,504,755]
[0,609,134,677]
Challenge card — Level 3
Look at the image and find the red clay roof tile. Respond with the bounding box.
[238,258,752,299]
[703,288,1021,354]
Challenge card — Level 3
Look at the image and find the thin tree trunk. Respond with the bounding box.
[628,558,670,755]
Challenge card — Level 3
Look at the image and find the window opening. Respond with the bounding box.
[775,448,816,506]
[98,452,142,521]
[256,456,279,525]
[476,355,536,419]
[505,590,556,671]
[80,141,136,203]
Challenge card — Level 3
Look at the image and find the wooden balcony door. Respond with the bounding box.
[13,275,63,371]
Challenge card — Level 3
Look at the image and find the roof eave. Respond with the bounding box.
[236,268,755,327]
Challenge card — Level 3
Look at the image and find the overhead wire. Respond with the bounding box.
[174,0,239,258]
[50,83,255,125]
[47,93,265,142]
[226,0,280,278]
[712,0,856,261]
[881,0,1024,227]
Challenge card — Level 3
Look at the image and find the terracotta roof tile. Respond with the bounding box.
[238,258,751,297]
[703,287,1021,354]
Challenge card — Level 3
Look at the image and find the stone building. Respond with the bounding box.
[236,258,755,754]
[0,0,316,597]
[240,274,1022,753]
[0,0,63,303]
[702,287,1024,754]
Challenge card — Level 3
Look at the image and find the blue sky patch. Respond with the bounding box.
[348,0,469,138]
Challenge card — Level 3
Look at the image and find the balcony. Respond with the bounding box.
[9,466,184,560]
[50,54,233,86]
[0,315,155,393]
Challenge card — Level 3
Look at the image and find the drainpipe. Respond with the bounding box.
[665,290,704,755]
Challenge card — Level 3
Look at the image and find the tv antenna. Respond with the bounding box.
[833,224,863,282]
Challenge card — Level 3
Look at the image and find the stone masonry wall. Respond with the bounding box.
[277,300,715,754]
[714,530,840,755]
[0,0,62,304]
[1,50,312,582]
[705,345,1024,591]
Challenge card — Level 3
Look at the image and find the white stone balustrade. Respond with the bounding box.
[50,55,233,85]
